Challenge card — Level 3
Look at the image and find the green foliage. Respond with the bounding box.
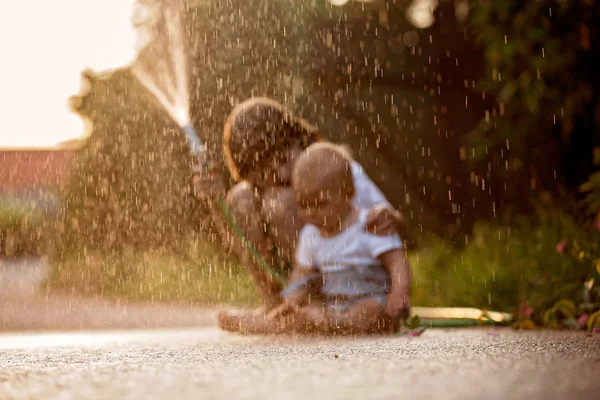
[467,0,600,192]
[588,310,600,332]
[580,171,600,216]
[411,201,599,321]
[46,239,259,306]
[0,203,43,231]
[440,0,600,325]
[471,0,599,134]
[403,315,421,330]
[0,203,48,256]
[542,299,578,329]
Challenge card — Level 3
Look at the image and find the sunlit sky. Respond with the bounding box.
[0,1,138,148]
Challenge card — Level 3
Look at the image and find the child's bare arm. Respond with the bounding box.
[365,204,407,238]
[286,266,320,303]
[379,249,411,319]
[268,266,320,320]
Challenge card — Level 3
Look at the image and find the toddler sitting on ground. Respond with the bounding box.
[220,143,411,334]
[274,143,410,333]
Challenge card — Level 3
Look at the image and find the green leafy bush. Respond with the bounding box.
[468,1,600,184]
[411,201,599,326]
[46,238,259,306]
[0,203,49,256]
[580,171,600,219]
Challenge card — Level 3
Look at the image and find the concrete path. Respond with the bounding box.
[1,327,599,399]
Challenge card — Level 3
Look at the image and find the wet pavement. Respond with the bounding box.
[1,328,599,400]
[1,258,599,399]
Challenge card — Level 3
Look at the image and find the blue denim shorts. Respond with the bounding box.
[281,271,389,316]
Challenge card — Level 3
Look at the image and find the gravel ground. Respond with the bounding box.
[1,328,599,400]
[1,258,599,400]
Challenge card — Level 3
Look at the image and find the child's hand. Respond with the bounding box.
[386,290,411,320]
[365,204,407,238]
[192,165,226,200]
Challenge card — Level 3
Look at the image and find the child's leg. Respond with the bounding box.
[328,298,396,334]
[218,306,323,335]
[218,310,276,334]
[225,183,284,307]
[295,299,392,334]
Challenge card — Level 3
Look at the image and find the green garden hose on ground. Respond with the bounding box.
[418,319,505,328]
[411,307,513,326]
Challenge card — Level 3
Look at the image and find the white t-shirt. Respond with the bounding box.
[350,161,391,209]
[296,209,403,298]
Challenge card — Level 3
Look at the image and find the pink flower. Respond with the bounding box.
[556,240,567,254]
[578,314,589,328]
[406,327,427,337]
[518,303,534,319]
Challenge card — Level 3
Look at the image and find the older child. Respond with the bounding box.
[203,98,406,314]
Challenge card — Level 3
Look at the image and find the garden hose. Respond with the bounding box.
[411,307,513,328]
[417,318,502,328]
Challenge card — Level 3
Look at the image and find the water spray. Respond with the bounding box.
[130,0,284,284]
[131,0,208,168]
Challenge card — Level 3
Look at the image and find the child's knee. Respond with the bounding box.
[262,187,297,223]
[227,182,260,216]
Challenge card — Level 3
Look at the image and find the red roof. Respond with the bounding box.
[0,150,75,192]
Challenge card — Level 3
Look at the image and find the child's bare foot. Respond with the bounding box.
[217,310,292,334]
[218,310,266,333]
[218,308,325,335]
[217,301,282,329]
